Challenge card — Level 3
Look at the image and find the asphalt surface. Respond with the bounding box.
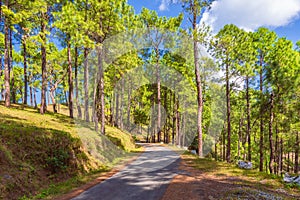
[72,144,181,200]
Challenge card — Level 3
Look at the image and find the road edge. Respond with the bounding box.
[55,147,145,200]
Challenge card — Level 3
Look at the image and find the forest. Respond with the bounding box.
[0,0,299,177]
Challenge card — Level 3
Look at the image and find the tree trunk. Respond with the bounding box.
[92,75,98,132]
[33,88,37,109]
[115,91,119,127]
[193,9,203,157]
[269,93,274,174]
[182,112,186,147]
[287,150,290,172]
[120,78,124,129]
[9,29,15,104]
[223,125,226,161]
[126,80,131,128]
[23,36,28,105]
[274,124,279,174]
[97,46,105,134]
[259,56,264,171]
[172,92,175,145]
[155,48,161,143]
[50,89,57,113]
[295,131,299,173]
[30,86,33,106]
[4,0,10,107]
[246,75,251,161]
[164,90,168,143]
[238,117,243,160]
[74,47,82,119]
[84,48,89,122]
[40,19,47,114]
[67,41,74,118]
[176,101,180,146]
[215,141,218,161]
[226,62,231,162]
[280,137,283,173]
[0,53,2,101]
[111,92,115,126]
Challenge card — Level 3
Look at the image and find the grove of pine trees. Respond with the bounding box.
[0,0,299,174]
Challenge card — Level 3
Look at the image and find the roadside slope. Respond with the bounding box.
[0,104,137,200]
[162,152,300,200]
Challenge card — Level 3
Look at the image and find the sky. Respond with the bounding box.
[128,0,300,44]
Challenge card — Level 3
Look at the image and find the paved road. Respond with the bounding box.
[72,144,180,200]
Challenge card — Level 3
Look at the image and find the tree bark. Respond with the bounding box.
[176,101,180,146]
[155,48,161,143]
[74,47,82,119]
[215,141,218,161]
[115,91,119,127]
[223,123,226,161]
[120,78,124,129]
[92,74,98,132]
[23,36,28,105]
[274,124,279,174]
[287,150,290,172]
[111,92,115,126]
[164,90,168,143]
[295,131,299,173]
[193,7,204,157]
[40,18,47,114]
[33,88,37,109]
[84,48,89,122]
[67,41,74,118]
[259,55,264,171]
[269,93,274,173]
[49,71,67,113]
[0,1,2,100]
[226,62,231,162]
[246,75,251,161]
[4,0,10,107]
[49,89,57,113]
[238,116,243,160]
[9,29,15,104]
[280,137,283,173]
[98,46,105,134]
[172,92,175,145]
[126,79,131,128]
[4,4,10,107]
[30,86,33,106]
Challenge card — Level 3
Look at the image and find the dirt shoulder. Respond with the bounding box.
[162,153,300,200]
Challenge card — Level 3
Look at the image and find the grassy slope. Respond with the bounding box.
[0,103,138,200]
[181,152,300,199]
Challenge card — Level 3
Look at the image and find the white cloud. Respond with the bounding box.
[159,0,168,11]
[159,0,180,11]
[201,0,300,32]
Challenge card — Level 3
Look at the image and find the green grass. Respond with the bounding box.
[0,103,139,200]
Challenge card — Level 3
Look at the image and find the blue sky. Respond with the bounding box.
[128,0,300,44]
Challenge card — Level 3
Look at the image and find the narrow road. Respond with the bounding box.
[72,144,180,200]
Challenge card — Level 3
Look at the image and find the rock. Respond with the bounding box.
[238,160,252,169]
[3,174,12,180]
[283,173,300,185]
[190,150,197,155]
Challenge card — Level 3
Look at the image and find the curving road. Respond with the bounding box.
[72,144,180,200]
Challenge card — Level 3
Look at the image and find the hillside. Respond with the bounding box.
[0,103,138,200]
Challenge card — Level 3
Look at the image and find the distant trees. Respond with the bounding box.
[210,24,300,174]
